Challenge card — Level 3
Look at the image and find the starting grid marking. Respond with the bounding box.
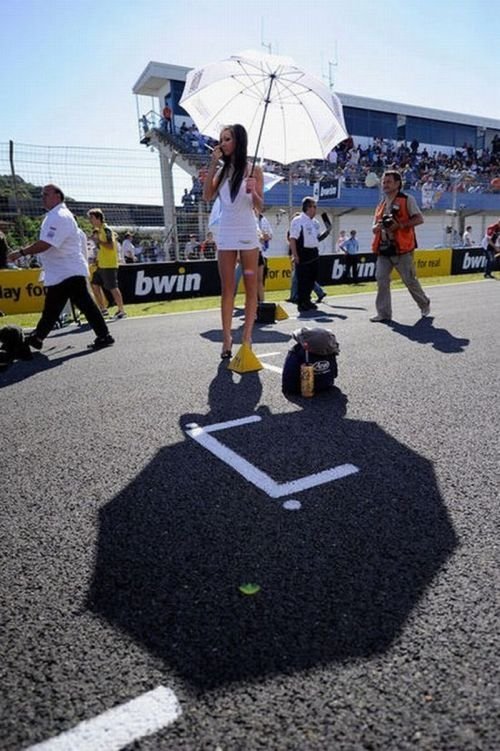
[25,686,182,751]
[185,415,359,499]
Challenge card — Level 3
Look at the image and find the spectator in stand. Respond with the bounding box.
[335,229,347,253]
[370,170,430,322]
[184,234,198,260]
[201,231,217,260]
[341,229,360,284]
[462,225,474,247]
[161,103,172,133]
[7,184,114,351]
[181,189,194,212]
[140,115,150,136]
[87,208,127,320]
[0,230,10,269]
[122,232,136,263]
[421,177,435,209]
[482,219,500,279]
[190,175,203,204]
[156,242,166,263]
[202,123,263,358]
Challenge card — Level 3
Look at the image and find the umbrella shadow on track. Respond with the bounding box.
[88,375,458,691]
[388,317,470,353]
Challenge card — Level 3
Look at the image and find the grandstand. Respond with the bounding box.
[133,60,500,256]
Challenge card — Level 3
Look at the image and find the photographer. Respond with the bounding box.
[370,170,430,322]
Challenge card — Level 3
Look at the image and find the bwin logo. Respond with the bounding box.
[461,252,485,271]
[135,269,202,296]
[330,257,376,280]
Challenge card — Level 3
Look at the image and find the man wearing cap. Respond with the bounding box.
[289,197,331,312]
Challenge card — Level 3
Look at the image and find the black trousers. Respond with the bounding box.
[34,276,110,341]
[343,254,359,282]
[296,247,319,306]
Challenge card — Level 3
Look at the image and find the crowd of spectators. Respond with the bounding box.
[267,134,500,194]
[153,110,500,197]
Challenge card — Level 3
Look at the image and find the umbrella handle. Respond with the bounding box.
[250,73,276,175]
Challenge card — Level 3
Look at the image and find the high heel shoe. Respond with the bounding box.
[221,340,233,359]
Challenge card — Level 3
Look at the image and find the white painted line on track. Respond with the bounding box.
[257,351,282,358]
[186,415,261,434]
[186,419,359,498]
[25,686,181,751]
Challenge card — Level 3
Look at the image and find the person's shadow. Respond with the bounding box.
[388,317,470,353]
[0,346,93,388]
[88,376,458,691]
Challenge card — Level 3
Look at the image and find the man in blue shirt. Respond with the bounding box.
[341,229,360,284]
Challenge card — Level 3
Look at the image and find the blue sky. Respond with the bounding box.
[1,0,499,151]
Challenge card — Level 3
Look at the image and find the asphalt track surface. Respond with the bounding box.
[1,280,499,751]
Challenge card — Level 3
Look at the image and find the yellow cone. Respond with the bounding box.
[275,304,289,321]
[228,342,263,373]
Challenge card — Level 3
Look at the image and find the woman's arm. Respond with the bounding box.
[203,145,223,201]
[247,164,264,213]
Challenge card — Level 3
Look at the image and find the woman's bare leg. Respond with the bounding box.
[240,248,259,345]
[217,250,238,350]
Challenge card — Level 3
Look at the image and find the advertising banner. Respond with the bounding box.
[412,249,451,277]
[451,248,487,275]
[0,248,479,314]
[0,269,47,315]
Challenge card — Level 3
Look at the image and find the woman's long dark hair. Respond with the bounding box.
[215,124,248,202]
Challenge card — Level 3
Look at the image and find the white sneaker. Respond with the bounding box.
[370,314,391,322]
[421,303,431,317]
[113,311,127,320]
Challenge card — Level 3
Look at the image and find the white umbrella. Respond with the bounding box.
[179,49,348,166]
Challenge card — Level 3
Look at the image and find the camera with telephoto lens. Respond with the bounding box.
[382,213,395,228]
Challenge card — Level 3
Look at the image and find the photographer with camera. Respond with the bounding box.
[289,197,332,312]
[370,170,430,322]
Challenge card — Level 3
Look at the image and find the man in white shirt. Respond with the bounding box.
[289,197,331,312]
[256,210,273,302]
[122,233,136,263]
[462,225,474,247]
[7,184,114,351]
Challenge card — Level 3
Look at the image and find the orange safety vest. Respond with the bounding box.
[372,192,416,254]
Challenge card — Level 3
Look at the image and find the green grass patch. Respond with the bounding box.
[0,274,483,329]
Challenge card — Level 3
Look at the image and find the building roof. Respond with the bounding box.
[133,60,500,130]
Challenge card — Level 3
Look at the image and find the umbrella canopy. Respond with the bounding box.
[179,50,348,166]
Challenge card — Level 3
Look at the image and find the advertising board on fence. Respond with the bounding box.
[0,249,486,315]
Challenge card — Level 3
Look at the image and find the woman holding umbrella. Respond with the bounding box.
[203,124,263,359]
